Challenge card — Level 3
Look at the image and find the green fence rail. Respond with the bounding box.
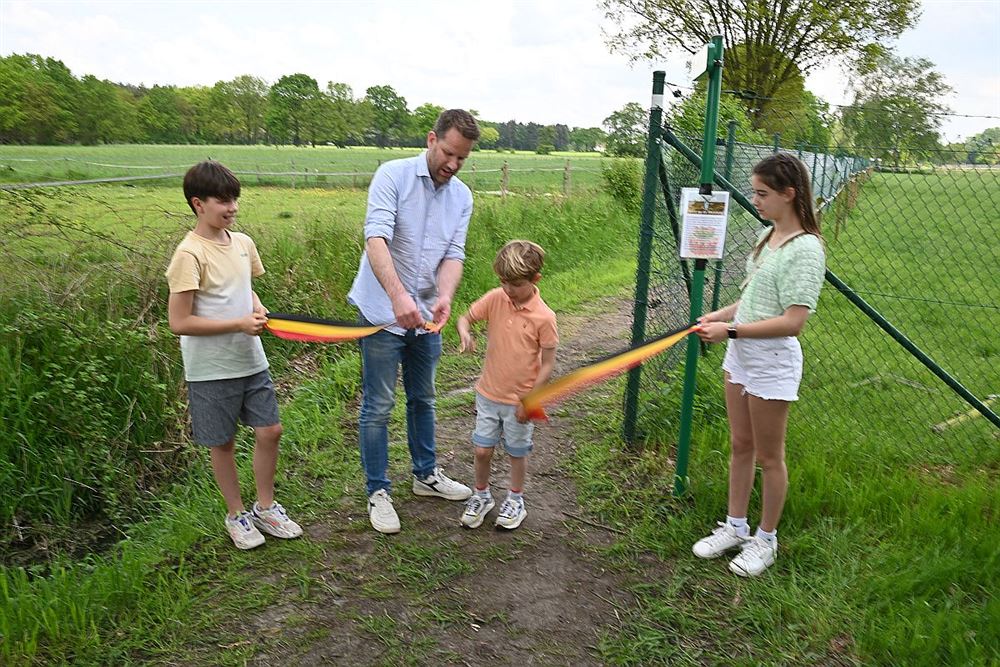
[625,67,999,486]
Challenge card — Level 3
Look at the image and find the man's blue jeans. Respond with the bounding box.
[358,324,441,496]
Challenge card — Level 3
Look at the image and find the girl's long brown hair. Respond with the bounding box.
[751,153,823,259]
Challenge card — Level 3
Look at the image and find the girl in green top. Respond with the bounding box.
[692,153,826,577]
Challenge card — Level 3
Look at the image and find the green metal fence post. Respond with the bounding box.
[710,119,737,314]
[623,70,666,444]
[674,36,724,496]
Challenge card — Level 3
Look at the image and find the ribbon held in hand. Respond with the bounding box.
[266,313,442,343]
[520,323,698,420]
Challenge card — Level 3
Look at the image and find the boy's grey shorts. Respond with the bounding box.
[472,392,533,458]
[187,369,280,447]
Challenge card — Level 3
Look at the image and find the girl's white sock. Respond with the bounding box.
[755,526,777,544]
[726,515,750,536]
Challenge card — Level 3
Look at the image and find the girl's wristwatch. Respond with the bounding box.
[727,324,738,339]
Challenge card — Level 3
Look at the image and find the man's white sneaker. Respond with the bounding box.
[225,511,266,550]
[692,522,748,559]
[251,501,303,539]
[368,489,400,534]
[460,494,496,529]
[412,467,472,501]
[494,497,527,530]
[729,535,777,577]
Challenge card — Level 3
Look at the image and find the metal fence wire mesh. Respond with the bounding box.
[628,100,999,469]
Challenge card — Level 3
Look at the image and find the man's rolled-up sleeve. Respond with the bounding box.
[364,166,399,242]
[445,199,472,262]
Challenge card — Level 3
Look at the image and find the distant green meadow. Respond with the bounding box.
[0,144,608,192]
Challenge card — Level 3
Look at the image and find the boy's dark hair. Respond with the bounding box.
[183,161,241,214]
[433,109,481,141]
[493,240,545,282]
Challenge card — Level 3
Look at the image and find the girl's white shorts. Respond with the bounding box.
[722,335,803,402]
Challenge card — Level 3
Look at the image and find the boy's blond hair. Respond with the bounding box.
[493,240,545,282]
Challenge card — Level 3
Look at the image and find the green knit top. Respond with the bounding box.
[735,229,826,325]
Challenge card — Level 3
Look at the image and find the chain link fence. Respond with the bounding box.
[627,96,999,469]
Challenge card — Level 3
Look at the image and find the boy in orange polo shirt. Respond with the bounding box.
[456,240,558,530]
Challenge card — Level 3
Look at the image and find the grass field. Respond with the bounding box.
[0,144,608,193]
[1,159,997,664]
[617,167,999,664]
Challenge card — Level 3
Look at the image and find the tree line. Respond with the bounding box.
[600,0,999,166]
[0,54,608,153]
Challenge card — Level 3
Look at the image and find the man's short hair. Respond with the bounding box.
[433,109,480,142]
[183,161,241,214]
[493,240,545,282]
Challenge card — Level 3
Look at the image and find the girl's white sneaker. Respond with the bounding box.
[692,522,748,559]
[729,535,777,577]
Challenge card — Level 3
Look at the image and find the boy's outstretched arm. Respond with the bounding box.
[168,290,266,337]
[456,313,476,353]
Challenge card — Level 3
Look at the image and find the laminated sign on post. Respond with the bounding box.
[679,187,729,259]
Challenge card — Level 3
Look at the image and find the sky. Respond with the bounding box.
[1,0,998,142]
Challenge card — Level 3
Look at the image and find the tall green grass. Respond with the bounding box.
[585,170,999,665]
[0,182,637,663]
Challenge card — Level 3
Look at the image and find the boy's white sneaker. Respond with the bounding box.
[251,501,303,539]
[412,467,472,501]
[729,535,777,577]
[692,522,748,559]
[460,494,496,529]
[368,489,400,534]
[494,497,527,530]
[225,511,266,550]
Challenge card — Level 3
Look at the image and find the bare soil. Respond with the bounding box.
[248,298,638,666]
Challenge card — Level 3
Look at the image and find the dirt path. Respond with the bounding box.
[249,298,636,666]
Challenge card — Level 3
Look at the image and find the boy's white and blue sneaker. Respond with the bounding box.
[729,535,777,577]
[412,467,472,501]
[460,493,496,529]
[368,489,400,534]
[225,511,266,550]
[692,522,748,559]
[251,501,303,539]
[494,496,527,530]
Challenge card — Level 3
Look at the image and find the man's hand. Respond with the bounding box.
[391,292,423,330]
[431,297,452,330]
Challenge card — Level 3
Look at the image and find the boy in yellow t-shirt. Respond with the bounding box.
[165,161,302,550]
[456,240,558,530]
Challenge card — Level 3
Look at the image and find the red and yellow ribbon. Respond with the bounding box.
[265,313,442,343]
[520,323,698,420]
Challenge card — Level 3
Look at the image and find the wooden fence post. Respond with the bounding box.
[501,161,509,199]
[562,159,571,197]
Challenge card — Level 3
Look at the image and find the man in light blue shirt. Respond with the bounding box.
[348,109,479,533]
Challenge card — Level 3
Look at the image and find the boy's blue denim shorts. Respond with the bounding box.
[472,392,533,458]
[187,369,280,446]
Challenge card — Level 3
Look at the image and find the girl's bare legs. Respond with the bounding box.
[474,446,494,491]
[724,373,756,519]
[210,440,244,515]
[252,424,283,509]
[746,396,790,532]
